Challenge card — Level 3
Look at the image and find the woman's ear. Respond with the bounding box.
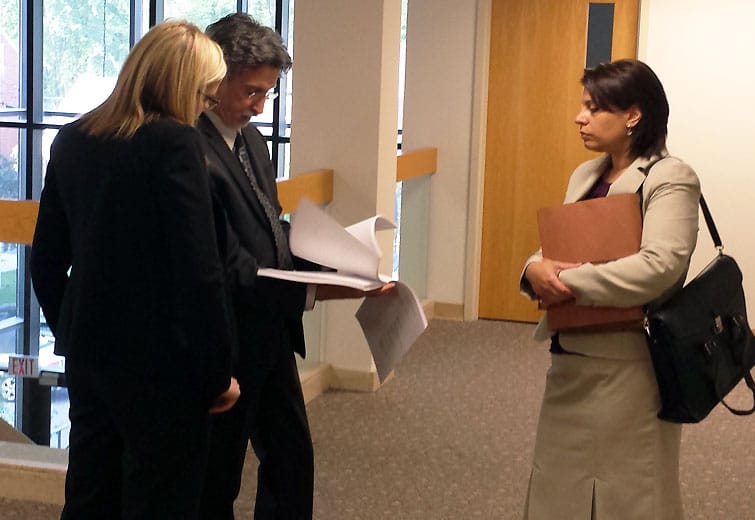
[626,105,642,127]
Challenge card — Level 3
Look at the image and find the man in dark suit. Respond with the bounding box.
[198,13,392,519]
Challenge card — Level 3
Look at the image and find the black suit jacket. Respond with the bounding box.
[30,119,232,404]
[197,114,306,376]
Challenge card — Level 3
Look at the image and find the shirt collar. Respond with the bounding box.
[204,110,238,151]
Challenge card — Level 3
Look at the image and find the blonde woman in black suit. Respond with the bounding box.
[521,60,700,519]
[31,20,238,520]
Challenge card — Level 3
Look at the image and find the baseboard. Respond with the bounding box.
[299,363,332,405]
[0,442,66,505]
[328,366,393,392]
[421,299,435,320]
[426,301,464,321]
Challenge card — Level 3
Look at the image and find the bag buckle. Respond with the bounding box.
[713,315,724,335]
[703,339,716,357]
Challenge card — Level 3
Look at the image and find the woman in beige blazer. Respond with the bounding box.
[520,59,700,519]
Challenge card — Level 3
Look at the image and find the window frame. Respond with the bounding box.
[0,0,292,446]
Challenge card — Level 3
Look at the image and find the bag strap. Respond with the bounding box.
[699,195,723,251]
[719,334,755,415]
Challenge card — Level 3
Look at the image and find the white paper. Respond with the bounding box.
[355,281,428,383]
[257,267,390,291]
[344,216,396,261]
[259,198,396,288]
[258,197,427,378]
[287,198,395,281]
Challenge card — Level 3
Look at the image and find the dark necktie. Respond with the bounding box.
[234,133,294,270]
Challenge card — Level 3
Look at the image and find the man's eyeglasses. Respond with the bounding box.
[200,91,219,110]
[248,89,279,102]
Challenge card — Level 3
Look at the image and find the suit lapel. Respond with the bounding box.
[567,154,663,205]
[566,156,609,203]
[609,155,656,196]
[609,155,665,216]
[197,115,270,227]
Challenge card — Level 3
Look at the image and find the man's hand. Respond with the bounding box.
[209,377,240,414]
[315,281,397,301]
[524,259,580,308]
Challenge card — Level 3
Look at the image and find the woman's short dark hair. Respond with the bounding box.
[581,59,669,158]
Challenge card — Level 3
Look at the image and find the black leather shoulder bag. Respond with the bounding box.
[644,193,755,423]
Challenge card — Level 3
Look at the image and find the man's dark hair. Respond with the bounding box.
[206,13,292,76]
[581,59,669,159]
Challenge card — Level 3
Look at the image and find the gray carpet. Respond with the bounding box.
[3,319,754,519]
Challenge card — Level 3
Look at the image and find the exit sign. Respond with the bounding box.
[7,355,40,378]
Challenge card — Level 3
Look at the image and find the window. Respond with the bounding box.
[0,0,292,447]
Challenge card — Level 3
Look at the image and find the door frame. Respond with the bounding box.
[464,0,492,321]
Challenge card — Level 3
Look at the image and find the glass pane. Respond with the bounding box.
[0,373,17,426]
[282,0,294,132]
[0,128,20,200]
[257,123,273,137]
[280,141,290,180]
[0,0,23,123]
[398,0,407,133]
[163,1,238,30]
[0,242,20,320]
[50,386,70,448]
[393,183,402,278]
[42,128,58,182]
[39,316,64,372]
[39,290,68,446]
[247,0,275,28]
[42,0,130,122]
[282,73,292,132]
[0,327,19,428]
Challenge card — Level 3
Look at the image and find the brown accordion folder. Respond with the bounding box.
[537,192,644,332]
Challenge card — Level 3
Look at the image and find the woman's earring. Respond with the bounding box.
[626,125,634,136]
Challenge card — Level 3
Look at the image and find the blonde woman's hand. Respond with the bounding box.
[209,377,240,414]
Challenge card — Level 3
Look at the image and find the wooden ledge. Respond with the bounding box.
[0,200,39,245]
[277,169,334,214]
[0,442,67,505]
[396,147,438,182]
[1,147,438,244]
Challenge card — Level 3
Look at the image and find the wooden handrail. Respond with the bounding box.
[277,169,334,214]
[0,173,336,245]
[396,147,437,182]
[0,200,39,245]
[1,148,438,244]
[279,147,437,213]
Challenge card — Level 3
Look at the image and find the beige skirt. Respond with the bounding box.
[522,352,683,520]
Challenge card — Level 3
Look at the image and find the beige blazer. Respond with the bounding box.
[521,154,701,359]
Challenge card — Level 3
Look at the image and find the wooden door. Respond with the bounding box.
[478,0,639,321]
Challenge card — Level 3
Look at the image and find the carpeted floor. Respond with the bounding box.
[3,319,754,519]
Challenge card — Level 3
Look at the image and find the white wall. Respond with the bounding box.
[402,0,479,307]
[292,0,402,375]
[639,0,755,314]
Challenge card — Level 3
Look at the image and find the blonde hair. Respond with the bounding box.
[79,20,226,139]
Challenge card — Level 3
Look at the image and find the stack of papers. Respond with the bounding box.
[258,198,428,381]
